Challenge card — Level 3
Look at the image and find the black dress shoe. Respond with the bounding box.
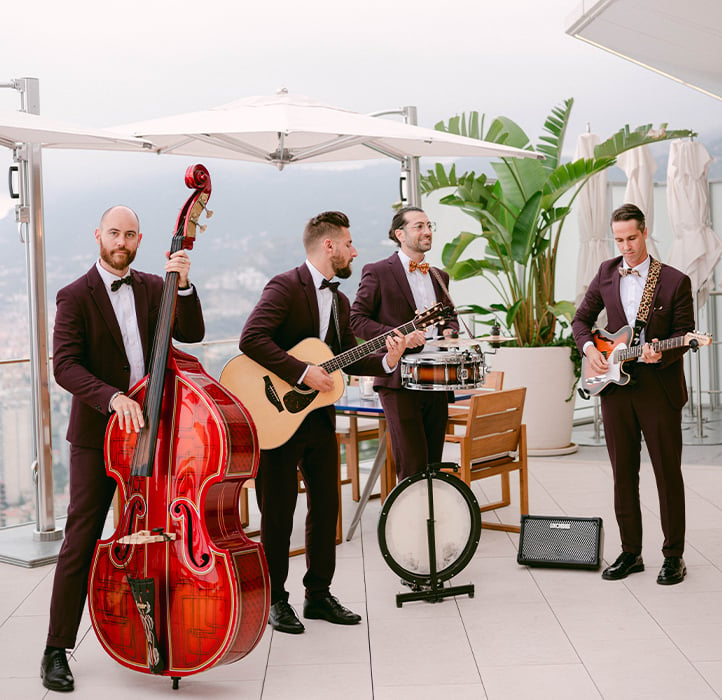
[268,600,305,634]
[657,556,686,585]
[602,552,644,580]
[41,647,74,692]
[303,594,362,625]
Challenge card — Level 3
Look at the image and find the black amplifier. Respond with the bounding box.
[517,515,603,570]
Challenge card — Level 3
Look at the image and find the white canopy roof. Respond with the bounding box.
[566,0,722,101]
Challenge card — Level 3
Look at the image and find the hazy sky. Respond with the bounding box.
[0,0,720,219]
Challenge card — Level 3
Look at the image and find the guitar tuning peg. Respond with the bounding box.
[204,208,214,219]
[199,224,207,234]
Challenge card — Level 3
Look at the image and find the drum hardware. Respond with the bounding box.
[377,462,481,607]
[428,335,516,349]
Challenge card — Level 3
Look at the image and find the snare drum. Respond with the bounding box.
[400,351,485,390]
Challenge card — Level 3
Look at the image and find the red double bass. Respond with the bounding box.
[89,165,269,687]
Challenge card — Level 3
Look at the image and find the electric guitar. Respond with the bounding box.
[219,303,451,449]
[580,326,711,397]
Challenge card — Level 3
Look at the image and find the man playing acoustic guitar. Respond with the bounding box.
[239,211,407,634]
[572,203,694,585]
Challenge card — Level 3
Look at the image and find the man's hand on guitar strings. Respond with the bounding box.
[585,346,609,374]
[384,330,408,369]
[641,339,662,363]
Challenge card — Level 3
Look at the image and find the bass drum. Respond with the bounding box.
[377,469,481,588]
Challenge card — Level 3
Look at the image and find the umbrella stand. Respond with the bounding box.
[0,78,63,567]
[682,289,722,445]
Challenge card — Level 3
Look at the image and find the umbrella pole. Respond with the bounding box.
[2,78,61,546]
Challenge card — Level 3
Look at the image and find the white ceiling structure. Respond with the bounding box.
[566,0,722,101]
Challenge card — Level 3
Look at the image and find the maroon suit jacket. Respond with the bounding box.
[572,256,694,409]
[53,265,205,448]
[239,264,386,421]
[349,253,458,389]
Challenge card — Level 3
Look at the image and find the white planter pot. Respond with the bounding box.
[488,346,578,456]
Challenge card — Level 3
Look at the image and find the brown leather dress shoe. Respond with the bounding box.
[602,552,644,580]
[303,594,361,625]
[41,647,74,692]
[268,600,305,634]
[657,556,686,585]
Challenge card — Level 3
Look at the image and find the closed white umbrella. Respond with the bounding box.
[666,139,722,307]
[574,131,611,307]
[617,145,661,259]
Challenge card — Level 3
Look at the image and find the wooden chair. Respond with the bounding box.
[444,387,528,533]
[336,414,382,501]
[336,376,385,501]
[447,370,504,430]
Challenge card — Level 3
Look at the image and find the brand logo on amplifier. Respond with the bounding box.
[549,522,571,529]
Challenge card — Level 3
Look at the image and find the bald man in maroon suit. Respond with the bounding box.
[350,206,458,482]
[240,211,407,635]
[41,205,205,692]
[572,203,694,586]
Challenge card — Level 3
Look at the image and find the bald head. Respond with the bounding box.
[99,205,139,231]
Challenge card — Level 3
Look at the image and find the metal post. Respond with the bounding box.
[401,106,421,207]
[4,78,61,541]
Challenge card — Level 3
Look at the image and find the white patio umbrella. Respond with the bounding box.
[617,145,661,259]
[0,108,152,150]
[666,139,722,307]
[574,131,611,307]
[114,89,541,167]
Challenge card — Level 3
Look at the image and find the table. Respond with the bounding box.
[338,387,471,541]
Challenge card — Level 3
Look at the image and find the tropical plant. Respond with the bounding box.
[420,98,694,350]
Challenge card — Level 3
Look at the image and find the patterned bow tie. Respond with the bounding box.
[320,278,340,292]
[409,260,430,274]
[110,275,133,291]
[619,267,640,277]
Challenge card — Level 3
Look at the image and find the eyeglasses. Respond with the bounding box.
[403,221,436,233]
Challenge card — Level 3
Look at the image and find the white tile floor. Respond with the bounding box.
[1,440,721,699]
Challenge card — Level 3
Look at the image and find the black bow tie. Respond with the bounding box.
[320,279,340,292]
[111,275,133,292]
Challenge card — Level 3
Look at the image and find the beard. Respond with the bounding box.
[100,244,136,272]
[331,252,353,279]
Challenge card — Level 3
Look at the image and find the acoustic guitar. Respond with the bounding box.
[220,303,450,449]
[580,325,711,397]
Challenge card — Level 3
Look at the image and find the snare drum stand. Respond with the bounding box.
[396,463,475,607]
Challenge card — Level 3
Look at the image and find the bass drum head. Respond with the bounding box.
[377,470,481,587]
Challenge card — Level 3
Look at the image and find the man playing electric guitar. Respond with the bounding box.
[572,204,695,586]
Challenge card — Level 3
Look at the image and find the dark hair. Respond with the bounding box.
[611,203,645,231]
[303,211,350,251]
[388,206,425,246]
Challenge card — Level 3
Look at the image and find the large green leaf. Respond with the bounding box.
[510,191,543,264]
[594,124,696,159]
[536,98,573,171]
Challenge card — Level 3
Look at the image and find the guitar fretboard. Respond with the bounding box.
[613,335,687,363]
[320,318,422,374]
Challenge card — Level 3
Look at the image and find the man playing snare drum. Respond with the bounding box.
[350,206,458,481]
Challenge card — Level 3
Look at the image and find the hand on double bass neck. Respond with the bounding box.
[164,249,192,288]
